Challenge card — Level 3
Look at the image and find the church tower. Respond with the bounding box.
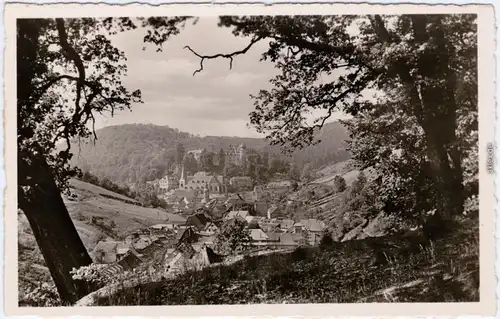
[204,182,210,203]
[179,165,186,189]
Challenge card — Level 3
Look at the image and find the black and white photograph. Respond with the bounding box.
[4,2,496,317]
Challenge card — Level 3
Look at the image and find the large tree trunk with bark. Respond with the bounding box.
[386,15,465,220]
[423,126,464,219]
[18,156,93,304]
[18,19,93,304]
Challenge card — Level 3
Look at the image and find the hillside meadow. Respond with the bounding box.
[18,179,186,300]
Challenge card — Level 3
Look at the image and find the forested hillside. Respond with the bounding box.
[70,122,350,184]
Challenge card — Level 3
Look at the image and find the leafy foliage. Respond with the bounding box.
[71,122,350,185]
[188,14,478,219]
[333,175,347,192]
[214,219,252,255]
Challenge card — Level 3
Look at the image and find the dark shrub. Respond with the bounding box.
[319,231,334,249]
[291,246,308,262]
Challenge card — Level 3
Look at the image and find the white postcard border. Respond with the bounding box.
[3,2,497,317]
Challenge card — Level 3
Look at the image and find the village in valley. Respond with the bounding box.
[90,143,328,279]
[16,13,483,308]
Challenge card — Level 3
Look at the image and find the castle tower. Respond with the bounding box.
[238,143,247,166]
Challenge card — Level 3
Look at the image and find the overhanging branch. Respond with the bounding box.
[184,36,263,76]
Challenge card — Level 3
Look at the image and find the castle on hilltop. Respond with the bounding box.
[225,143,247,166]
[186,143,248,167]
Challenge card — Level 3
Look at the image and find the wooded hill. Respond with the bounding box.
[70,121,350,184]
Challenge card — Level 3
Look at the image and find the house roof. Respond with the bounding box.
[230,176,253,181]
[187,149,205,155]
[225,194,245,203]
[245,215,259,224]
[279,219,295,229]
[267,180,293,188]
[266,232,281,242]
[250,229,269,241]
[254,202,269,215]
[279,233,298,245]
[117,251,143,270]
[135,239,168,262]
[203,222,218,231]
[150,223,178,230]
[292,233,303,242]
[93,241,120,254]
[176,226,197,242]
[133,239,151,250]
[299,219,326,232]
[186,213,211,230]
[226,210,250,220]
[204,246,224,264]
[116,242,130,255]
[176,228,188,241]
[194,171,210,177]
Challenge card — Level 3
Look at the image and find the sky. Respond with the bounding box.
[94,17,351,138]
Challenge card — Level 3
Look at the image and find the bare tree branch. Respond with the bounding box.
[56,18,86,122]
[184,36,263,76]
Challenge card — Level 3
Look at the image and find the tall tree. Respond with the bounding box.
[181,15,477,220]
[288,163,301,181]
[175,142,186,166]
[218,148,226,173]
[333,175,347,193]
[199,151,214,172]
[214,219,252,255]
[17,17,189,303]
[182,153,198,174]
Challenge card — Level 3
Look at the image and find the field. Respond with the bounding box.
[18,179,187,297]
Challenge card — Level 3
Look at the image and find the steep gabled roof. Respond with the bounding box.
[226,210,250,220]
[186,213,211,230]
[279,219,295,229]
[249,228,269,241]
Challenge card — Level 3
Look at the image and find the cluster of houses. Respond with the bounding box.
[154,144,251,196]
[155,176,294,217]
[91,167,319,277]
[91,202,327,277]
[158,169,255,194]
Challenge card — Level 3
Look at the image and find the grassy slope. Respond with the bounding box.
[18,179,186,295]
[69,179,140,204]
[313,160,358,185]
[98,218,479,305]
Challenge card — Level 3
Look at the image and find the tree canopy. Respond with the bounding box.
[181,14,477,219]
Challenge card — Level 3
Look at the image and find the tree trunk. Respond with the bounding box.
[384,15,465,220]
[423,126,464,219]
[18,156,93,304]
